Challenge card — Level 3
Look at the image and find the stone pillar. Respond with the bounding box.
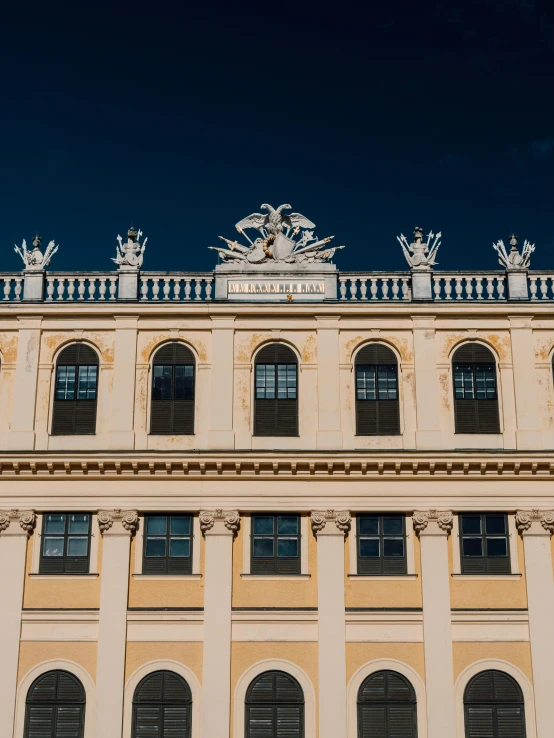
[316,317,343,449]
[509,317,542,449]
[311,510,350,738]
[200,509,239,738]
[95,510,138,738]
[208,317,235,449]
[516,510,554,737]
[108,317,138,450]
[412,317,442,448]
[8,316,42,450]
[413,510,456,738]
[0,510,35,738]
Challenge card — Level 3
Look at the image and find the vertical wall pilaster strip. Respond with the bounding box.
[0,510,35,738]
[108,317,138,449]
[315,318,343,449]
[95,510,137,738]
[412,317,442,449]
[509,318,542,449]
[8,317,41,450]
[413,510,456,738]
[207,317,235,449]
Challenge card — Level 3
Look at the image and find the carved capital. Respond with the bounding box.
[413,509,453,535]
[516,509,554,534]
[98,509,138,535]
[310,509,351,535]
[199,509,240,535]
[0,509,36,534]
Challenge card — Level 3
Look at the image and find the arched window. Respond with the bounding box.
[452,343,500,433]
[246,670,304,738]
[52,344,98,435]
[355,344,400,435]
[357,669,417,738]
[132,670,192,738]
[151,343,195,435]
[24,670,85,738]
[254,344,298,436]
[464,670,525,738]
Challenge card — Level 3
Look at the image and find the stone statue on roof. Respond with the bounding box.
[113,227,147,270]
[397,227,441,270]
[493,234,534,270]
[14,235,58,271]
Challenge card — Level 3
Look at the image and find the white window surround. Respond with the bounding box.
[133,513,201,577]
[348,514,416,576]
[30,513,100,575]
[451,513,520,576]
[14,659,95,738]
[242,514,309,577]
[454,659,536,738]
[233,659,316,738]
[347,659,427,738]
[123,659,201,738]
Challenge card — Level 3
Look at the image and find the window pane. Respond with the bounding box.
[253,516,274,535]
[277,516,298,535]
[359,539,380,557]
[461,515,481,535]
[78,365,97,400]
[462,537,483,556]
[67,537,89,557]
[454,364,474,399]
[359,517,379,535]
[145,538,167,557]
[170,538,190,557]
[475,365,496,400]
[382,517,403,535]
[485,515,506,535]
[68,514,89,535]
[153,366,173,400]
[256,365,275,399]
[174,365,194,400]
[55,365,76,400]
[253,537,274,557]
[43,537,64,556]
[277,538,299,557]
[44,514,66,534]
[378,366,397,400]
[170,516,191,535]
[356,366,376,400]
[146,516,167,535]
[487,538,508,557]
[383,538,404,557]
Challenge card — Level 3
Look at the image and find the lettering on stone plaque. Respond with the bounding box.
[228,280,325,299]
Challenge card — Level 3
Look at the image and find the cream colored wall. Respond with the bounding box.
[453,642,533,683]
[18,642,97,683]
[346,642,425,682]
[125,642,203,683]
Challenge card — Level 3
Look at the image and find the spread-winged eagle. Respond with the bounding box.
[235,203,315,236]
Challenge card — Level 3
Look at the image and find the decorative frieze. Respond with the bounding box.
[515,509,554,534]
[199,509,240,534]
[98,509,138,535]
[0,509,36,534]
[310,509,351,534]
[413,509,453,535]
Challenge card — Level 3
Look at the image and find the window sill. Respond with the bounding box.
[348,574,418,580]
[451,574,521,580]
[132,574,202,580]
[29,573,99,579]
[241,574,310,581]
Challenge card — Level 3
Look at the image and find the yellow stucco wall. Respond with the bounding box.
[453,642,533,684]
[18,642,97,683]
[124,642,203,683]
[346,642,425,682]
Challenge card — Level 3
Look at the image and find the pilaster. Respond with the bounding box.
[315,317,343,449]
[509,317,542,449]
[0,510,36,738]
[413,509,455,738]
[8,317,42,450]
[108,316,138,450]
[200,509,240,738]
[516,509,554,737]
[95,509,138,738]
[311,509,350,738]
[207,317,235,449]
[412,317,442,448]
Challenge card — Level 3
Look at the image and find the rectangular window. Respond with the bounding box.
[454,364,496,400]
[356,365,398,401]
[357,514,407,575]
[39,513,91,574]
[256,365,296,400]
[55,366,77,400]
[251,514,301,575]
[460,513,511,574]
[143,514,193,574]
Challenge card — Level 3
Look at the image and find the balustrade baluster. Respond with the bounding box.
[173,278,181,300]
[454,277,463,300]
[349,279,358,301]
[444,278,453,300]
[109,277,117,300]
[205,277,213,300]
[497,276,505,300]
[67,278,76,301]
[56,279,66,301]
[14,277,22,301]
[339,276,348,300]
[194,280,202,300]
[46,277,55,301]
[359,278,368,300]
[88,278,97,301]
[77,278,86,301]
[465,277,473,300]
[381,279,389,300]
[540,277,549,300]
[433,277,442,300]
[184,278,192,300]
[529,277,538,300]
[391,278,399,300]
[475,277,484,300]
[486,277,495,300]
[140,278,149,300]
[2,279,11,301]
[162,278,171,300]
[401,278,410,300]
[98,278,107,300]
[370,278,378,300]
[151,278,160,300]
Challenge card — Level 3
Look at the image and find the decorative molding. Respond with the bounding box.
[0,508,36,534]
[515,509,554,534]
[413,509,453,534]
[199,509,240,534]
[97,509,138,535]
[310,509,351,535]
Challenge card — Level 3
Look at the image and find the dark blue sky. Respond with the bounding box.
[1,1,553,273]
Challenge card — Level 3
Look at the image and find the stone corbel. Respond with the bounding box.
[311,509,351,535]
[98,509,139,535]
[199,509,240,535]
[413,509,453,535]
[516,509,554,535]
[0,509,36,534]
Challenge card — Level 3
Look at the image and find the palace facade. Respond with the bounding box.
[1,218,553,738]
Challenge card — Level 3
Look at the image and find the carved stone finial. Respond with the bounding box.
[397,227,441,271]
[516,509,554,534]
[413,509,453,535]
[0,509,36,534]
[310,509,351,535]
[493,235,535,270]
[199,509,240,535]
[113,227,147,271]
[98,509,138,535]
[14,236,59,271]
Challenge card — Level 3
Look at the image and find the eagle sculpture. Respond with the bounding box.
[235,204,315,236]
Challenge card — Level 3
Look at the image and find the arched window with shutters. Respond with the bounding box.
[24,669,85,738]
[52,344,99,435]
[254,344,298,436]
[150,343,195,435]
[464,670,525,738]
[355,344,400,435]
[246,670,304,738]
[132,670,192,738]
[357,669,417,738]
[452,343,500,434]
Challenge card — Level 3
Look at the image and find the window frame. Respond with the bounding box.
[463,669,525,738]
[459,513,511,575]
[357,669,417,738]
[254,344,299,437]
[251,513,301,575]
[356,514,407,576]
[452,344,500,434]
[142,514,194,575]
[39,513,92,575]
[150,343,196,436]
[132,670,192,738]
[355,344,401,436]
[24,669,86,738]
[51,344,99,436]
[245,670,304,738]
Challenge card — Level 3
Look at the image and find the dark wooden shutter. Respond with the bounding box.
[254,344,298,437]
[464,671,525,738]
[358,670,417,738]
[132,671,192,738]
[52,344,98,436]
[453,344,500,434]
[246,671,304,738]
[150,343,195,435]
[355,344,400,436]
[25,670,85,738]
